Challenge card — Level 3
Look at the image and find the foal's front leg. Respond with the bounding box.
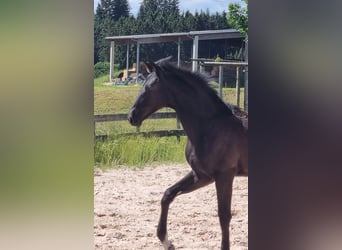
[157,170,213,250]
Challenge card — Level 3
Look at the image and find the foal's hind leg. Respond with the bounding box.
[157,170,213,250]
[215,170,235,250]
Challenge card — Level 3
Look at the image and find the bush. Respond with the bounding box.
[215,55,222,62]
[94,62,122,79]
[94,61,110,78]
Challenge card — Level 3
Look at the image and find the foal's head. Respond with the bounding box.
[128,60,168,126]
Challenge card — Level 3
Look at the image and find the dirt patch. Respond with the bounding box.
[94,164,248,250]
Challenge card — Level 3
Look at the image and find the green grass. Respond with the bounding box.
[94,85,141,114]
[94,66,123,87]
[94,84,244,114]
[95,135,187,168]
[94,75,245,168]
[94,75,109,86]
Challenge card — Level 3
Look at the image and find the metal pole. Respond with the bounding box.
[176,113,181,142]
[236,66,240,107]
[219,65,223,98]
[244,39,248,111]
[109,41,115,82]
[177,37,181,68]
[192,35,199,72]
[199,64,204,73]
[244,66,248,111]
[136,41,140,84]
[177,37,181,141]
[126,44,129,80]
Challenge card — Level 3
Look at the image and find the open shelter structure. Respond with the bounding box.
[105,29,248,110]
[106,29,244,78]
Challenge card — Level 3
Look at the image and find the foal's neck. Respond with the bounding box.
[169,85,230,142]
[161,66,232,142]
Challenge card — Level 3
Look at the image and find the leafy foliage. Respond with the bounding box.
[94,61,110,78]
[227,0,248,36]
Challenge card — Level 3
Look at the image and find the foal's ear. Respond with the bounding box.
[155,56,172,65]
[144,61,157,74]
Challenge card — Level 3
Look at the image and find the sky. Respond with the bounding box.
[94,0,244,16]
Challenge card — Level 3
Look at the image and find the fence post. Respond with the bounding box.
[109,41,115,82]
[176,115,181,142]
[244,66,248,112]
[192,36,199,72]
[199,62,204,73]
[177,37,181,68]
[244,39,248,112]
[177,52,181,142]
[236,66,240,107]
[136,41,140,84]
[219,65,223,98]
[126,44,129,80]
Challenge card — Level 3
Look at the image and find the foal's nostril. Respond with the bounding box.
[128,113,133,124]
[128,108,136,125]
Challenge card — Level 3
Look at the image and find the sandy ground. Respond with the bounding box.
[94,164,248,250]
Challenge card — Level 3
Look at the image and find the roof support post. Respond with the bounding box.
[244,39,248,111]
[192,35,199,72]
[199,64,204,73]
[136,41,140,84]
[236,66,240,107]
[126,44,129,80]
[109,41,115,82]
[219,65,223,98]
[176,37,181,135]
[177,37,181,68]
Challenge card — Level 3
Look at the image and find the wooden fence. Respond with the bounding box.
[94,112,185,141]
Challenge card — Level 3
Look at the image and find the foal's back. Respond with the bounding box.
[186,111,248,178]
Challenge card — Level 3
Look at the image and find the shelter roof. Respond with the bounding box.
[105,29,244,45]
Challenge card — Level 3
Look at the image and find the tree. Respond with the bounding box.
[112,0,130,20]
[94,0,131,64]
[227,0,248,36]
[94,0,244,69]
[97,0,114,20]
[94,14,102,63]
[135,0,183,61]
[95,2,105,20]
[96,0,130,21]
[98,17,116,62]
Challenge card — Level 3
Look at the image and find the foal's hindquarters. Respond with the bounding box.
[157,126,247,249]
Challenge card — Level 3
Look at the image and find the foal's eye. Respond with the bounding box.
[147,78,158,89]
[144,83,152,92]
[144,84,150,92]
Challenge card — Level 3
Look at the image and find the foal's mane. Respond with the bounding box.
[158,61,211,91]
[158,61,233,115]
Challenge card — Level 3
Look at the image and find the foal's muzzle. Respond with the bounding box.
[128,107,141,126]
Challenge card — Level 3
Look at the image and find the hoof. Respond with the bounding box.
[161,233,175,250]
[163,241,175,250]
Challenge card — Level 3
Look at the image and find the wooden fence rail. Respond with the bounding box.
[94,112,185,141]
[94,112,178,122]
